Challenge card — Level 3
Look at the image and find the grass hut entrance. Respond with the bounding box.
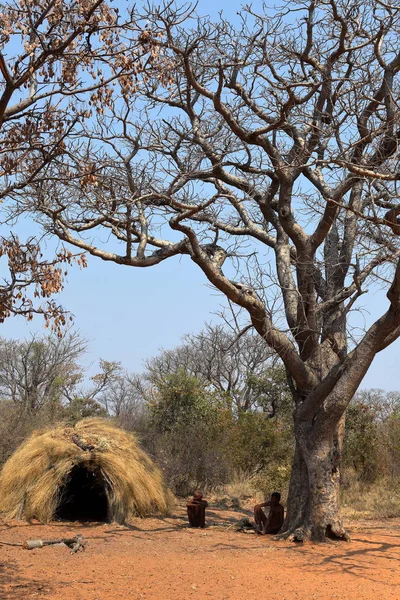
[0,418,171,524]
[56,463,109,522]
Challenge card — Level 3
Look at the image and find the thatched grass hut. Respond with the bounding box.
[0,418,172,523]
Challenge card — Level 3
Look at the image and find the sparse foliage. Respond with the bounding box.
[0,236,87,333]
[0,0,162,328]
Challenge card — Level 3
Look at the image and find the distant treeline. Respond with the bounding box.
[0,327,399,499]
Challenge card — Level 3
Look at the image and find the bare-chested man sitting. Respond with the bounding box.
[254,491,284,535]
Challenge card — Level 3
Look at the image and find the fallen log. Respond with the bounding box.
[23,534,87,553]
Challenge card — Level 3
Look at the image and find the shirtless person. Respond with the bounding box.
[187,491,208,528]
[254,492,284,535]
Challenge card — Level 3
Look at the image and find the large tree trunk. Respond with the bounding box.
[280,414,349,542]
[282,442,309,535]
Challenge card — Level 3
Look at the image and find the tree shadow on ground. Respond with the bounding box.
[200,526,400,561]
[0,559,53,600]
[288,531,400,587]
[102,506,254,537]
[320,537,400,568]
[0,507,259,550]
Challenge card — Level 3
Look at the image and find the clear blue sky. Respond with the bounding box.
[1,0,399,390]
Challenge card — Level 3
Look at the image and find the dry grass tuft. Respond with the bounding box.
[0,418,173,523]
[342,478,400,520]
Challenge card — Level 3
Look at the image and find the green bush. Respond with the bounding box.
[228,412,292,477]
[343,400,380,483]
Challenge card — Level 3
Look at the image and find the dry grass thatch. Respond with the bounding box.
[0,418,173,523]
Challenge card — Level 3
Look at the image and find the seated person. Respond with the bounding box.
[187,491,208,528]
[254,491,284,535]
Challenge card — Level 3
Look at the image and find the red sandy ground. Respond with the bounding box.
[1,505,400,600]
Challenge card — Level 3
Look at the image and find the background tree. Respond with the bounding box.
[139,368,292,495]
[343,388,400,482]
[82,326,294,494]
[98,372,148,429]
[0,330,85,460]
[0,330,123,457]
[13,0,400,541]
[0,330,86,413]
[343,397,380,483]
[145,323,286,415]
[141,369,230,495]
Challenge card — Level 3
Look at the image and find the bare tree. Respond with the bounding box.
[0,330,86,413]
[14,0,400,540]
[145,323,280,415]
[354,388,400,422]
[100,372,146,419]
[0,330,134,419]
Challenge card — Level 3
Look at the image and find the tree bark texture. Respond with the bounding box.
[282,414,348,542]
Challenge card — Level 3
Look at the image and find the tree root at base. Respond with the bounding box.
[276,522,350,543]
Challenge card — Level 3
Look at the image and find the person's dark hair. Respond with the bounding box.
[271,491,281,501]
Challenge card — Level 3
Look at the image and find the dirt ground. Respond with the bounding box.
[1,505,400,600]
